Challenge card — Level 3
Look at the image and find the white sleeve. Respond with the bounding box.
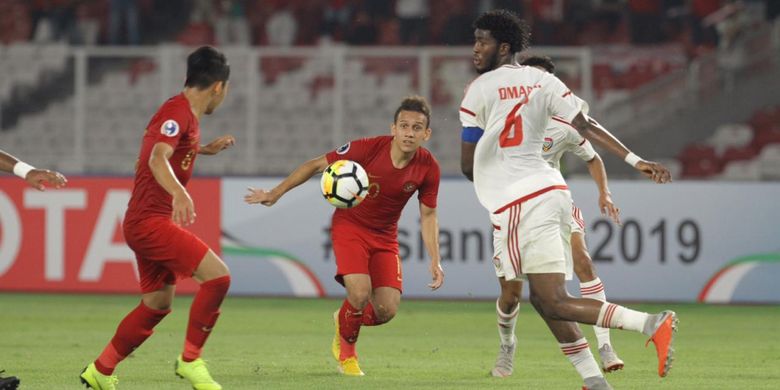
[560,126,596,162]
[459,79,486,129]
[543,75,581,123]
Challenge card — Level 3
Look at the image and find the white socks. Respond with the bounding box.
[560,338,603,380]
[597,302,649,333]
[580,278,612,348]
[496,299,519,346]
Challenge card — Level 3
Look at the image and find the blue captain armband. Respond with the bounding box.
[461,127,484,143]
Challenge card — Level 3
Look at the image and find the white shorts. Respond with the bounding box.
[571,203,585,235]
[490,189,573,281]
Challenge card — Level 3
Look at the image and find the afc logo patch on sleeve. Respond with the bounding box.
[336,142,351,155]
[542,137,554,152]
[161,119,180,137]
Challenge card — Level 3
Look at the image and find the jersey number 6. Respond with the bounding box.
[499,101,525,148]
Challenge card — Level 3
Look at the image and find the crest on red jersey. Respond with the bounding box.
[402,181,417,193]
[161,120,180,137]
[542,137,554,152]
[336,142,350,155]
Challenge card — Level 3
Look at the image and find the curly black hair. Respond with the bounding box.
[472,9,531,54]
[520,55,555,73]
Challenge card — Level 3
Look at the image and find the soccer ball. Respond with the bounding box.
[321,160,369,208]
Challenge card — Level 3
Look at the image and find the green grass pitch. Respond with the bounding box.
[1,294,778,389]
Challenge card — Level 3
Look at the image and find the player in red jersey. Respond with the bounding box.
[80,46,235,390]
[245,96,444,376]
[0,149,67,190]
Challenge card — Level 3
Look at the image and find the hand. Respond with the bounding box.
[428,262,444,290]
[635,160,672,184]
[200,135,235,155]
[599,193,621,225]
[172,189,196,226]
[244,187,281,207]
[25,169,67,191]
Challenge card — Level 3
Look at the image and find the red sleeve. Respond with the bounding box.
[325,138,372,164]
[418,157,440,209]
[147,103,190,148]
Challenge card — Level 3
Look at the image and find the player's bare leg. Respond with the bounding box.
[572,233,623,372]
[334,274,371,376]
[81,284,174,389]
[364,286,400,326]
[491,277,521,378]
[528,285,611,389]
[175,250,231,390]
[527,273,678,377]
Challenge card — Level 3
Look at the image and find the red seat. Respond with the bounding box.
[721,144,759,163]
[677,144,716,163]
[681,157,722,178]
[752,124,780,148]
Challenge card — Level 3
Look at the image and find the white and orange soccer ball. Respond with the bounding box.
[320,160,369,208]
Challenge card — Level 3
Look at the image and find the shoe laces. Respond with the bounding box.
[186,359,217,384]
[104,376,119,386]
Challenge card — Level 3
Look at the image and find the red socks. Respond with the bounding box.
[338,300,364,345]
[95,302,170,375]
[362,302,389,326]
[182,275,231,362]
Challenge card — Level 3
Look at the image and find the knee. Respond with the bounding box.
[573,251,596,281]
[530,293,567,320]
[347,289,371,309]
[143,297,172,311]
[499,293,520,313]
[374,303,398,324]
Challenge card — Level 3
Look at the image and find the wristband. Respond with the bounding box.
[624,152,642,167]
[13,162,35,179]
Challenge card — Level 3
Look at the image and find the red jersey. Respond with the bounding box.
[325,136,440,235]
[125,93,200,224]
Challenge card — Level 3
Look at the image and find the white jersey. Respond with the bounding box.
[542,119,597,170]
[541,92,595,170]
[459,64,581,213]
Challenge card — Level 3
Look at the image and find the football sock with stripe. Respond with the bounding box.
[559,338,603,380]
[580,278,611,348]
[597,302,649,334]
[496,299,519,346]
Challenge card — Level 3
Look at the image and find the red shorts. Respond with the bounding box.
[123,216,210,293]
[331,221,403,292]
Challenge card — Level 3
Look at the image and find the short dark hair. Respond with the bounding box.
[184,46,230,89]
[520,55,555,73]
[394,95,432,127]
[472,10,530,54]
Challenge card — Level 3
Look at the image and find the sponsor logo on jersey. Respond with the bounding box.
[161,120,180,137]
[336,142,351,155]
[402,181,417,193]
[542,137,554,152]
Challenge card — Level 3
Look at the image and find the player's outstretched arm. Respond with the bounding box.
[0,149,67,191]
[570,113,672,184]
[244,155,329,207]
[199,135,235,155]
[149,142,195,226]
[420,203,444,290]
[586,154,621,225]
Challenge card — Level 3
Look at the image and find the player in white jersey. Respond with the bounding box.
[459,10,676,390]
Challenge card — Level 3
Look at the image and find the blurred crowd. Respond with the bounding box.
[0,0,778,52]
